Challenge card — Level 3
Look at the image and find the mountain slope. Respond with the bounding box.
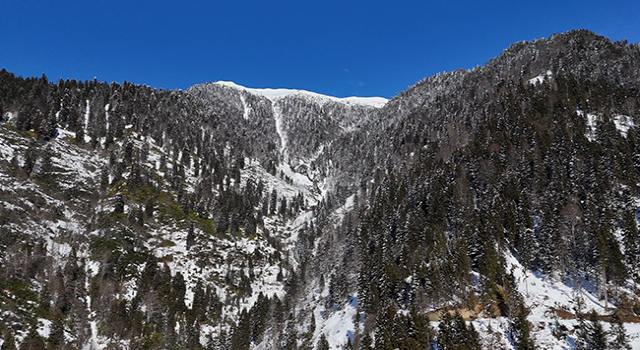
[1,30,640,350]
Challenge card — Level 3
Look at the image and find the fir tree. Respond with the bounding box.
[622,211,640,280]
[576,311,607,350]
[609,310,631,350]
[437,311,481,350]
[359,333,373,350]
[316,333,329,350]
[509,302,536,350]
[1,330,17,350]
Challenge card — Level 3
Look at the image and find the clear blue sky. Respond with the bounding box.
[1,0,639,98]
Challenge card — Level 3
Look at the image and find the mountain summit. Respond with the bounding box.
[1,30,640,349]
[210,81,389,107]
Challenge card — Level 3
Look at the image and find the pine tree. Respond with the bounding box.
[38,144,54,178]
[1,330,17,350]
[186,222,196,250]
[622,211,640,280]
[437,312,457,350]
[464,322,481,350]
[344,336,354,350]
[19,324,48,350]
[509,302,536,350]
[145,197,155,218]
[359,333,373,350]
[48,310,65,348]
[23,143,37,176]
[175,269,188,299]
[609,310,631,350]
[230,309,252,350]
[576,311,607,350]
[408,308,433,349]
[316,333,329,350]
[437,311,480,350]
[100,167,109,190]
[114,193,125,214]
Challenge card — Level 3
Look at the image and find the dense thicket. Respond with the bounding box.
[0,71,299,349]
[321,30,640,348]
[336,30,640,313]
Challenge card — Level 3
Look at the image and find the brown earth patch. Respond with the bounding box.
[426,304,485,322]
[550,308,640,323]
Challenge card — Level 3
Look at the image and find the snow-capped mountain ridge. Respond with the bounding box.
[212,81,388,108]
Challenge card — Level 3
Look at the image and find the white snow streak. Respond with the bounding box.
[272,102,287,158]
[239,92,251,120]
[579,109,635,141]
[614,114,635,137]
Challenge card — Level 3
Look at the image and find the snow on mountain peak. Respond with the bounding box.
[212,81,388,108]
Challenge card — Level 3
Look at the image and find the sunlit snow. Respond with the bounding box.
[213,81,388,108]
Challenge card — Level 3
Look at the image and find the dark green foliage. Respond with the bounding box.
[230,309,252,350]
[114,193,125,214]
[100,167,109,191]
[408,308,434,349]
[436,312,480,350]
[186,222,196,250]
[169,272,187,314]
[609,310,631,350]
[509,302,536,350]
[576,311,608,350]
[23,143,37,176]
[316,333,329,350]
[248,293,271,344]
[373,308,434,350]
[344,337,354,350]
[622,211,640,280]
[327,271,348,309]
[19,325,48,350]
[48,310,65,348]
[1,330,17,350]
[359,333,372,350]
[373,305,396,350]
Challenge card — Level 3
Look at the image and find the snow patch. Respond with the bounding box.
[213,81,388,108]
[586,115,598,141]
[273,103,287,157]
[330,194,356,225]
[83,100,90,135]
[505,253,608,321]
[314,296,358,349]
[528,70,552,85]
[239,92,251,120]
[37,318,52,338]
[579,109,635,141]
[614,114,635,137]
[278,162,313,188]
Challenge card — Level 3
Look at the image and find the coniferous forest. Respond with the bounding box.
[1,30,640,349]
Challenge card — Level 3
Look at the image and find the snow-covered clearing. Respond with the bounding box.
[578,109,635,141]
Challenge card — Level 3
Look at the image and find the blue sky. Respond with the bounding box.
[1,0,639,98]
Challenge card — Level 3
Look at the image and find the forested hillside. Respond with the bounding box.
[1,29,640,349]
